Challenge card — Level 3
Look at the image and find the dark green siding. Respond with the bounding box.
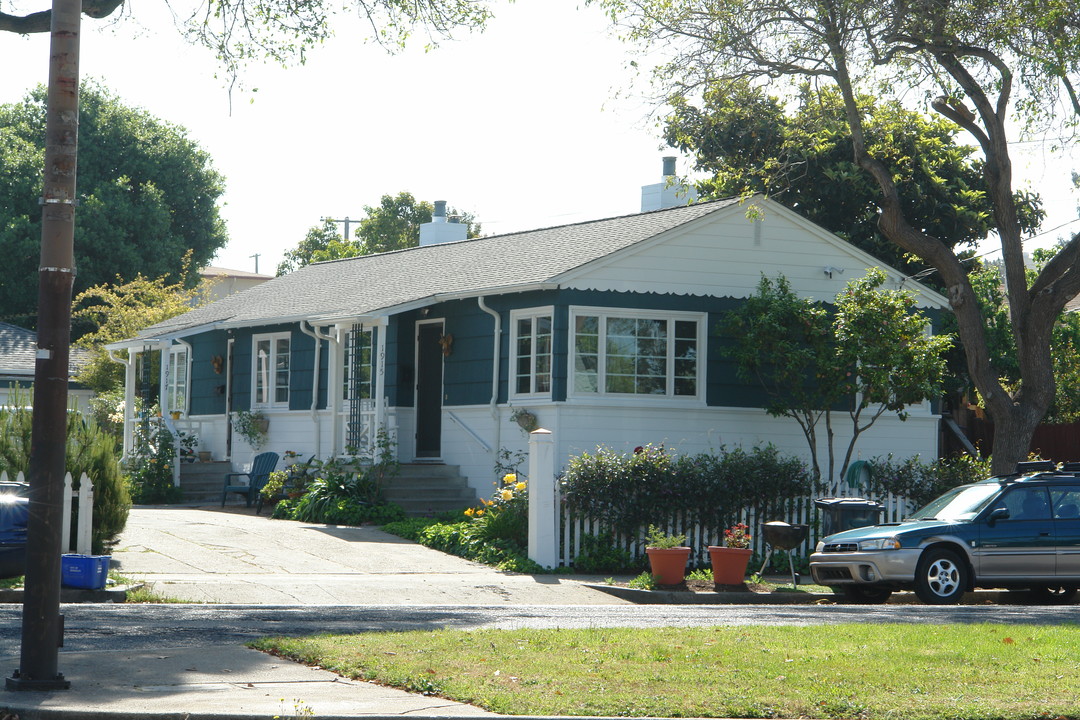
[188,330,229,416]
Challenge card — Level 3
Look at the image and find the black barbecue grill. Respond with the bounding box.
[758,521,809,586]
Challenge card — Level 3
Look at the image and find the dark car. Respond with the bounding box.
[809,461,1080,604]
[0,481,29,579]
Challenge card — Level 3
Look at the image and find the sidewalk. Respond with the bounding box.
[0,505,625,719]
[2,644,503,720]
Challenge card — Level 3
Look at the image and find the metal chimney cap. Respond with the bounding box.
[433,200,447,217]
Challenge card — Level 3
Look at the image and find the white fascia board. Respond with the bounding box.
[309,282,562,322]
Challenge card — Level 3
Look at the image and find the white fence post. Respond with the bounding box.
[76,473,94,556]
[527,428,558,569]
[62,473,73,555]
[60,472,94,556]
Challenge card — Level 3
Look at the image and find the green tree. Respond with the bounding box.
[665,84,1043,279]
[968,243,1080,424]
[597,0,1080,474]
[71,266,212,393]
[0,82,228,328]
[277,192,481,275]
[724,270,952,483]
[0,1,492,81]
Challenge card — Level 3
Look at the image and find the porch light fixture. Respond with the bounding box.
[823,265,844,279]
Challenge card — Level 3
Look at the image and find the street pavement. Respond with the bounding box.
[0,504,630,719]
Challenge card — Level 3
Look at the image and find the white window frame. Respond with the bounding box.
[510,307,554,399]
[252,332,291,409]
[165,346,189,414]
[568,306,705,403]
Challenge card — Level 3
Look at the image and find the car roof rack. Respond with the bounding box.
[1015,460,1057,474]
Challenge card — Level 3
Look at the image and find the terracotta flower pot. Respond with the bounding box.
[645,546,691,585]
[708,546,753,585]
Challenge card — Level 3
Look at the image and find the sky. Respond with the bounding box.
[1,0,1079,276]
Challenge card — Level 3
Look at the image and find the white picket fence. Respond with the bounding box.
[1,470,94,556]
[526,430,917,569]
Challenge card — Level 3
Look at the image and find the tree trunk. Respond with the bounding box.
[8,0,80,691]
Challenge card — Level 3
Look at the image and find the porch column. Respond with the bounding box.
[374,318,387,435]
[122,350,135,460]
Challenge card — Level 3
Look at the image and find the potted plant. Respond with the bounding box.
[231,410,269,449]
[177,430,199,463]
[644,524,691,585]
[709,522,753,585]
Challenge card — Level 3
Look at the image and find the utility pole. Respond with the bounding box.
[321,216,361,240]
[249,253,260,274]
[7,0,80,692]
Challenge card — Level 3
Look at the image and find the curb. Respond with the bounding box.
[0,584,138,604]
[584,583,834,604]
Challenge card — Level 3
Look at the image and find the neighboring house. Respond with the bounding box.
[0,322,93,409]
[107,190,949,499]
[198,266,273,304]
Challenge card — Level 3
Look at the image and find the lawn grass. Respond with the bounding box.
[252,624,1080,719]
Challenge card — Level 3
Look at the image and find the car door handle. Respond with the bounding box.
[1039,532,1051,537]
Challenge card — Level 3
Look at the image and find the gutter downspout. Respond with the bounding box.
[300,321,334,457]
[478,297,501,456]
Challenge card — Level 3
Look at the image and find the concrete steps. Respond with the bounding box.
[383,464,478,517]
[179,461,231,504]
[182,461,477,516]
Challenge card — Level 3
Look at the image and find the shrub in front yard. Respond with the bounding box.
[864,453,992,507]
[560,444,815,537]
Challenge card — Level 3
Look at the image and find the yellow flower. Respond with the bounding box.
[515,482,527,491]
[502,473,517,485]
[476,509,484,516]
[481,497,493,506]
[464,507,475,517]
[501,489,514,501]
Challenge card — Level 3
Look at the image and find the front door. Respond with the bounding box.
[415,321,444,458]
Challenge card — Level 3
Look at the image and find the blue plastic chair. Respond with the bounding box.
[221,452,279,508]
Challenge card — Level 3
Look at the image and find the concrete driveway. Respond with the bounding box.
[110,506,628,605]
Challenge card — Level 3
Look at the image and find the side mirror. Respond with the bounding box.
[988,507,1010,525]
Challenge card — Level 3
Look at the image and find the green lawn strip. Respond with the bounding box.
[251,624,1080,720]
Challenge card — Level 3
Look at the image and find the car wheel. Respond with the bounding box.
[914,548,968,604]
[1027,585,1079,603]
[840,586,893,604]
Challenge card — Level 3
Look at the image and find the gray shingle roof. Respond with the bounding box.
[0,322,90,376]
[135,200,738,341]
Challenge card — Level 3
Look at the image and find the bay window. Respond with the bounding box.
[570,308,702,399]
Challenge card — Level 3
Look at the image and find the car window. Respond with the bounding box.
[908,484,1001,521]
[989,486,1052,521]
[1051,486,1080,519]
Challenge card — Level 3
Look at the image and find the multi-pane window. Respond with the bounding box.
[571,309,701,398]
[165,347,188,414]
[253,332,290,408]
[512,310,553,396]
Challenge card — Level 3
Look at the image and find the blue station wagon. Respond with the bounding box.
[809,462,1080,604]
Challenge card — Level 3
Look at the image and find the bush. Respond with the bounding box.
[125,418,184,505]
[272,434,403,526]
[863,454,992,508]
[0,400,131,553]
[560,444,815,536]
[571,533,638,574]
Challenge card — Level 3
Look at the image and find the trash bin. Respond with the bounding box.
[61,554,111,590]
[813,497,884,536]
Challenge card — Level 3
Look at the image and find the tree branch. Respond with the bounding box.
[0,0,123,33]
